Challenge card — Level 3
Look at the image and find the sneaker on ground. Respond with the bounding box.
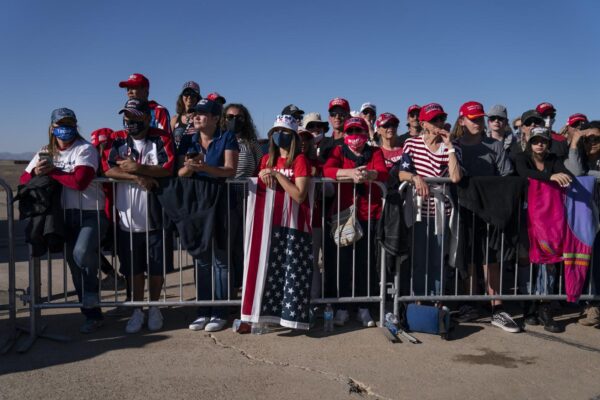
[579,305,600,326]
[189,316,209,331]
[125,309,145,334]
[147,307,163,331]
[80,319,104,334]
[357,308,376,327]
[491,311,520,333]
[101,272,127,291]
[333,309,349,326]
[205,317,227,332]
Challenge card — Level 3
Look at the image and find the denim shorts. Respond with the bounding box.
[117,229,165,277]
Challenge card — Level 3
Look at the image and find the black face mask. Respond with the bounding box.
[226,118,243,133]
[123,119,147,137]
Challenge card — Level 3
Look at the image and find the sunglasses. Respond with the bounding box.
[182,91,199,98]
[381,123,399,129]
[530,137,549,145]
[488,116,506,122]
[408,112,420,118]
[571,121,585,129]
[346,128,365,134]
[429,116,447,124]
[523,118,543,127]
[361,109,375,116]
[584,136,600,145]
[225,114,245,121]
[329,111,347,118]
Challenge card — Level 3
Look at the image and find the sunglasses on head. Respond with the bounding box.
[225,114,245,121]
[488,116,506,122]
[523,118,543,127]
[429,116,446,124]
[346,128,365,135]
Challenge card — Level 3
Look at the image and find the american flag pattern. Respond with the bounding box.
[241,178,314,330]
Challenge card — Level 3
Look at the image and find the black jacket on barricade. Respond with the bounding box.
[455,176,527,269]
[377,167,411,260]
[15,175,64,257]
[155,176,228,258]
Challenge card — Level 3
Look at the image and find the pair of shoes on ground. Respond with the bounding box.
[126,307,163,333]
[491,311,520,333]
[579,305,600,327]
[189,316,227,332]
[524,304,564,333]
[333,308,375,327]
[100,271,127,291]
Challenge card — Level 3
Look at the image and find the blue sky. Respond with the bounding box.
[1,0,599,153]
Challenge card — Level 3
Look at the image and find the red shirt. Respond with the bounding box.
[322,146,389,221]
[380,146,403,170]
[259,153,311,181]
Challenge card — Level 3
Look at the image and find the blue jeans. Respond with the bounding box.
[195,243,229,319]
[64,209,108,320]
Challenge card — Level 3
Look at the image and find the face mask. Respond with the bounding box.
[123,119,146,136]
[226,118,242,133]
[543,116,554,129]
[311,132,324,144]
[272,131,293,149]
[344,134,368,151]
[52,126,78,141]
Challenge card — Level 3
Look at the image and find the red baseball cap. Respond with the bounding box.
[328,97,350,113]
[207,92,226,104]
[376,112,399,128]
[419,103,447,122]
[536,102,556,116]
[343,117,369,133]
[90,128,114,147]
[407,104,421,116]
[118,73,150,88]
[567,113,588,127]
[459,101,486,120]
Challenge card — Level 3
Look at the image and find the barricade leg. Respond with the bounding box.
[0,179,18,354]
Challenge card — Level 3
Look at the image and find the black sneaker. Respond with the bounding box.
[80,319,104,334]
[491,311,521,333]
[538,304,564,333]
[524,313,540,326]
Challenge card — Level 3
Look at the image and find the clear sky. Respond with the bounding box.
[1,0,599,153]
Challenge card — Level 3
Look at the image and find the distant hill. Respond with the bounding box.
[0,152,35,161]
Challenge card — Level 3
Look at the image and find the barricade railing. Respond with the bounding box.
[21,176,388,348]
[390,177,600,316]
[0,177,17,354]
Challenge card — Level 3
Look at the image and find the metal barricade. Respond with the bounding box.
[0,177,17,354]
[20,176,388,348]
[390,177,600,315]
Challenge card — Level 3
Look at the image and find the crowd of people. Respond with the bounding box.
[18,72,600,337]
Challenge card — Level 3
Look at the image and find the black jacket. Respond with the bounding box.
[15,175,64,257]
[155,176,228,258]
[377,178,410,258]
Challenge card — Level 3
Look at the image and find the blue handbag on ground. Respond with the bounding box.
[405,304,452,339]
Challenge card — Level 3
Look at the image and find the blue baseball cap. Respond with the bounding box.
[192,99,222,116]
[51,108,77,123]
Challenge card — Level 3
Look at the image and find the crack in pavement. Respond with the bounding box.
[207,333,393,400]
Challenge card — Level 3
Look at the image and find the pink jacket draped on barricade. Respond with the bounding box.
[527,177,597,302]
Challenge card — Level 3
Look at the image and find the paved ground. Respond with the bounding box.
[1,299,600,399]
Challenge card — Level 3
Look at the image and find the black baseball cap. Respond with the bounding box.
[119,98,151,118]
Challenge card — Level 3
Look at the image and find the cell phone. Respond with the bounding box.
[38,152,53,165]
[185,151,199,160]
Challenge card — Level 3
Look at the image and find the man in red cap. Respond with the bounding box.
[534,102,568,158]
[398,105,421,147]
[119,73,172,135]
[317,97,350,162]
[563,113,589,144]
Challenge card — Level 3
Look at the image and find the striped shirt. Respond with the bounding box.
[400,136,461,215]
[236,139,263,178]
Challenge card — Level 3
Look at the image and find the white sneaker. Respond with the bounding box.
[357,308,376,327]
[147,307,163,331]
[205,317,227,332]
[334,309,349,326]
[189,316,209,331]
[125,309,145,334]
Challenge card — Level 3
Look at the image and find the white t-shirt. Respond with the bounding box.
[26,138,104,210]
[114,138,161,232]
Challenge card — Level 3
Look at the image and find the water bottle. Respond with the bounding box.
[384,312,399,335]
[323,304,334,332]
[251,322,265,335]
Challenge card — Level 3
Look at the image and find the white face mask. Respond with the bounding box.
[311,132,324,144]
[543,116,554,129]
